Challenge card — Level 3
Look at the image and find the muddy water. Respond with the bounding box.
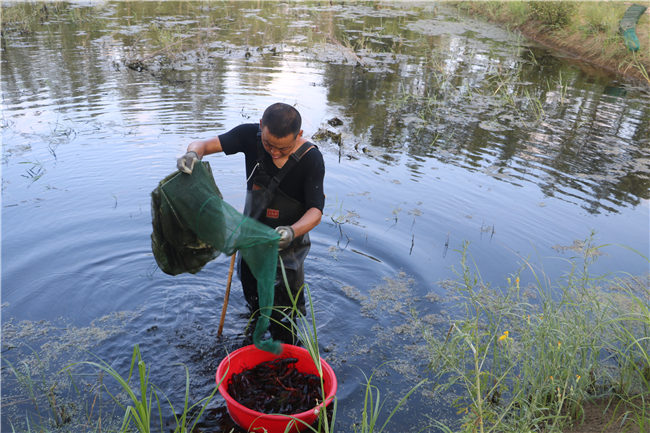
[2,2,648,432]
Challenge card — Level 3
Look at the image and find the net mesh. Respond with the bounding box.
[620,4,646,52]
[151,161,281,353]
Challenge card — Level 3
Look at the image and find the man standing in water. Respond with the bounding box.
[177,103,325,343]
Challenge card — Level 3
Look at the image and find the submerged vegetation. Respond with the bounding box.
[453,1,650,84]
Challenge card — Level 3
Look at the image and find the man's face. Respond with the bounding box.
[260,125,301,160]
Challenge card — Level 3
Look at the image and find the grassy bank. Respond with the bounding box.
[453,1,650,85]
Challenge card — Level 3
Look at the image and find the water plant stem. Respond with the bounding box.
[68,345,220,433]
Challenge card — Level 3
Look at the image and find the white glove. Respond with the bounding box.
[177,151,200,174]
[275,226,294,250]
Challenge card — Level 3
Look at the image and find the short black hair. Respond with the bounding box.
[261,103,302,138]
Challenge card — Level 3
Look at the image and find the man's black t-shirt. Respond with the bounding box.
[219,123,325,212]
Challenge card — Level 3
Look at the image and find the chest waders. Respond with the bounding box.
[238,135,314,343]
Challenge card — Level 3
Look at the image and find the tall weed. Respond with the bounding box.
[421,238,649,432]
[528,2,576,29]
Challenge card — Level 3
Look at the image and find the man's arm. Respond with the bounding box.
[291,207,323,237]
[177,136,225,174]
[187,136,223,158]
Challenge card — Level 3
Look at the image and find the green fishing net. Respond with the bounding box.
[622,27,641,52]
[151,161,281,354]
[619,4,647,52]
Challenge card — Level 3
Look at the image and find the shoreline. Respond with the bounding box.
[452,1,650,86]
[517,20,649,85]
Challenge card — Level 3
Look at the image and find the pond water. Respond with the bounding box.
[2,2,649,432]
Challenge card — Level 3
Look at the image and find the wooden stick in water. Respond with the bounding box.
[218,254,237,337]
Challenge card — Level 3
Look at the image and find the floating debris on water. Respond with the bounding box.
[327,117,344,127]
[552,239,604,257]
[312,128,343,146]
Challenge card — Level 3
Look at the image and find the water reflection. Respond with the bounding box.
[3,1,648,213]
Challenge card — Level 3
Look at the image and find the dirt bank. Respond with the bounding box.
[565,398,642,433]
[454,1,650,86]
[517,20,649,85]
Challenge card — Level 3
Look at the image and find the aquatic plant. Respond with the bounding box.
[629,52,650,85]
[3,354,74,431]
[546,70,569,105]
[352,367,426,433]
[18,161,46,183]
[0,2,56,34]
[147,23,185,54]
[1,313,139,432]
[420,238,650,432]
[68,345,220,433]
[5,241,647,432]
[292,289,338,433]
[1,1,99,35]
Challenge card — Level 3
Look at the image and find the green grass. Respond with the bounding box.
[68,345,220,433]
[352,367,426,433]
[577,3,620,35]
[419,237,649,433]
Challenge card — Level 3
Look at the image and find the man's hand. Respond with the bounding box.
[177,151,200,174]
[275,226,294,250]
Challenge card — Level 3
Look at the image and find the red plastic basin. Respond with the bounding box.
[216,344,337,433]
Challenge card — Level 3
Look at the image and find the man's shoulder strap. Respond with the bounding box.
[289,141,315,163]
[267,141,315,192]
